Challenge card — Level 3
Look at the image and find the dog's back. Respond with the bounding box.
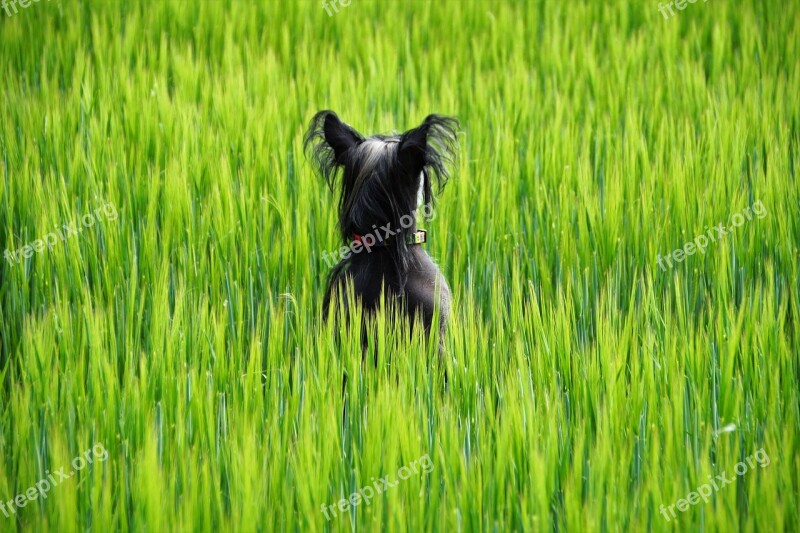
[323,245,451,338]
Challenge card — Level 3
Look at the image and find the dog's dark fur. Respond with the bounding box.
[305,111,458,345]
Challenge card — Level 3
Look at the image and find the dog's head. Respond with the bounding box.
[304,111,458,244]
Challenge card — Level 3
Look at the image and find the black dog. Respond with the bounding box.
[305,111,458,349]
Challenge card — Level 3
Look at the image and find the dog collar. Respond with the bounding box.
[352,229,427,246]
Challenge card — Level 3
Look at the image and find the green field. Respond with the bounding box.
[1,0,798,531]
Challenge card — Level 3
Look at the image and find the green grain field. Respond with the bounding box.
[1,0,798,531]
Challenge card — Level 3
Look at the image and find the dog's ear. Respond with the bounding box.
[398,115,458,205]
[322,113,362,161]
[304,110,363,189]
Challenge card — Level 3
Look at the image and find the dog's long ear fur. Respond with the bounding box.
[398,115,459,210]
[304,111,364,189]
